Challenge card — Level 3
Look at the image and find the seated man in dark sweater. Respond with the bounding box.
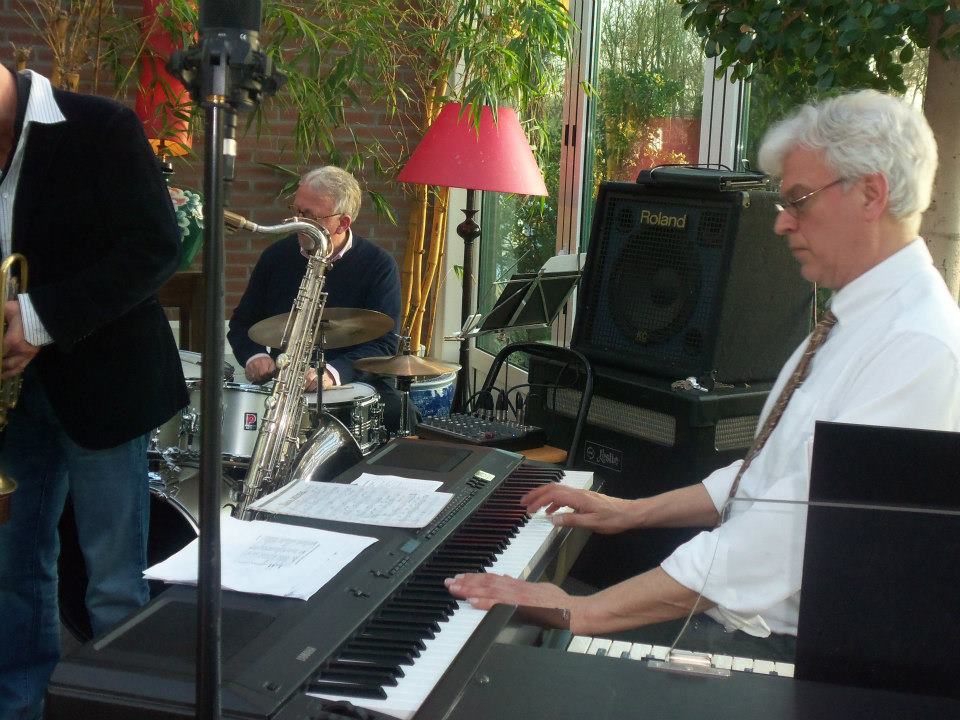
[227,165,406,433]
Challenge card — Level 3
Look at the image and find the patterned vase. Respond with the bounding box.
[168,185,203,270]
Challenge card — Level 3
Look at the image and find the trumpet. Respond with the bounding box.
[0,252,28,524]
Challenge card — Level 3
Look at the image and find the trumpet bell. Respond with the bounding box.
[0,473,16,525]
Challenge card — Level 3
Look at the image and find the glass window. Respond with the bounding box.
[580,0,705,248]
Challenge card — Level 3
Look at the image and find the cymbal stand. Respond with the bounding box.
[396,376,414,438]
[315,327,326,418]
[395,335,414,437]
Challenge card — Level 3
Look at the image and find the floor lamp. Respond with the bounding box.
[397,102,547,413]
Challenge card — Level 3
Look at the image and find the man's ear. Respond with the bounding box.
[861,172,889,221]
[339,214,353,232]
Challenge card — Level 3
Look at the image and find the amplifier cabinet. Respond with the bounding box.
[571,181,811,383]
[526,356,770,586]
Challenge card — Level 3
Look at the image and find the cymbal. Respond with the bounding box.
[248,308,394,350]
[353,354,461,378]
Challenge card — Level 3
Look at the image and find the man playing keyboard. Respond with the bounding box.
[446,90,960,653]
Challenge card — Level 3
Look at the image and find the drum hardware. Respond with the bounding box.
[352,336,461,438]
[247,307,394,350]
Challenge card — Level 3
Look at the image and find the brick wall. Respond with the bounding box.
[0,0,420,317]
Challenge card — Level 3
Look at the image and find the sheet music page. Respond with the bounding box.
[143,516,377,600]
[250,481,453,528]
[351,473,444,493]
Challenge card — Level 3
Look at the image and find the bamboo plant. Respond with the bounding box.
[16,0,572,354]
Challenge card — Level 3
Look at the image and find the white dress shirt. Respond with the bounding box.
[0,70,64,347]
[660,239,960,636]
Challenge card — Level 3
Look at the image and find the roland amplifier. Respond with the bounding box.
[526,356,771,586]
[572,180,812,383]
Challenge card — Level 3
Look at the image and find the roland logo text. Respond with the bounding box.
[640,209,686,228]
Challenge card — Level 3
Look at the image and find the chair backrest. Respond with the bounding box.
[480,342,594,468]
[796,420,960,700]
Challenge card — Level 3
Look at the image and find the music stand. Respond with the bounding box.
[469,253,584,338]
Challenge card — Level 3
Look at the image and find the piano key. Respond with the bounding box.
[338,648,416,667]
[712,654,733,670]
[627,643,653,661]
[731,657,755,672]
[367,618,442,634]
[307,680,387,700]
[308,466,594,720]
[317,666,400,687]
[649,645,670,661]
[566,636,593,654]
[774,662,795,678]
[752,659,777,675]
[586,638,612,656]
[608,641,633,659]
[328,659,405,677]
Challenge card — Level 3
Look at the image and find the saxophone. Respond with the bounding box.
[224,210,332,519]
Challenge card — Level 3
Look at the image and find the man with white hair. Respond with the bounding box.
[446,90,960,651]
[228,166,405,431]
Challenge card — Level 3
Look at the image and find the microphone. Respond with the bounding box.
[199,0,262,34]
[169,1,283,181]
[168,0,283,114]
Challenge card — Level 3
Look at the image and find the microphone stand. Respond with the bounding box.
[169,15,283,719]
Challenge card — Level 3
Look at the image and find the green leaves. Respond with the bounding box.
[676,0,959,98]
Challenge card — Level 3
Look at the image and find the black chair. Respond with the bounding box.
[477,341,593,469]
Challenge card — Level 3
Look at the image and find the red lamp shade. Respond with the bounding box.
[135,0,193,156]
[397,103,547,196]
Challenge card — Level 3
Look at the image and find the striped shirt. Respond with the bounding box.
[0,69,65,346]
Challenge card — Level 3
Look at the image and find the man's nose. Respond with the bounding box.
[774,207,797,236]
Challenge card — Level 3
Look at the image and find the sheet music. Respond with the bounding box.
[351,473,444,493]
[250,481,453,528]
[143,517,377,600]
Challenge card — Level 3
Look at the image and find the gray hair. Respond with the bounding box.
[758,90,938,220]
[300,166,362,221]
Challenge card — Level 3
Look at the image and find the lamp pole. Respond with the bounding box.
[452,188,480,413]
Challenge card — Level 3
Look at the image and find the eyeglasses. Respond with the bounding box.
[287,204,342,224]
[775,178,846,217]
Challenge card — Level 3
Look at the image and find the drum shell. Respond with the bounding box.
[304,382,385,455]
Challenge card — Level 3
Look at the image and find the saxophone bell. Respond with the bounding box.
[0,252,28,524]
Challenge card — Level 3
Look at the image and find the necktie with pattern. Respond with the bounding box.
[723,309,839,514]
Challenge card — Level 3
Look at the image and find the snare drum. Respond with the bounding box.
[219,383,272,463]
[153,381,270,465]
[305,382,384,454]
[151,351,235,455]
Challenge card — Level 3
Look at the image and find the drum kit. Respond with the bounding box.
[61,305,460,642]
[149,306,458,471]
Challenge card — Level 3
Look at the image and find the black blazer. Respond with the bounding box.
[11,85,188,449]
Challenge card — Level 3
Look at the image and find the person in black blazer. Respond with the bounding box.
[227,165,407,432]
[0,65,188,719]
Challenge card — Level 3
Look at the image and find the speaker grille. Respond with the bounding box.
[547,388,676,447]
[547,387,759,452]
[715,415,760,451]
[573,182,811,382]
[578,191,737,376]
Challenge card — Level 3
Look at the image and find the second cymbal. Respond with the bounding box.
[353,354,461,378]
[248,307,394,350]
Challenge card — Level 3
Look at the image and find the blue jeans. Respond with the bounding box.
[0,369,150,719]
